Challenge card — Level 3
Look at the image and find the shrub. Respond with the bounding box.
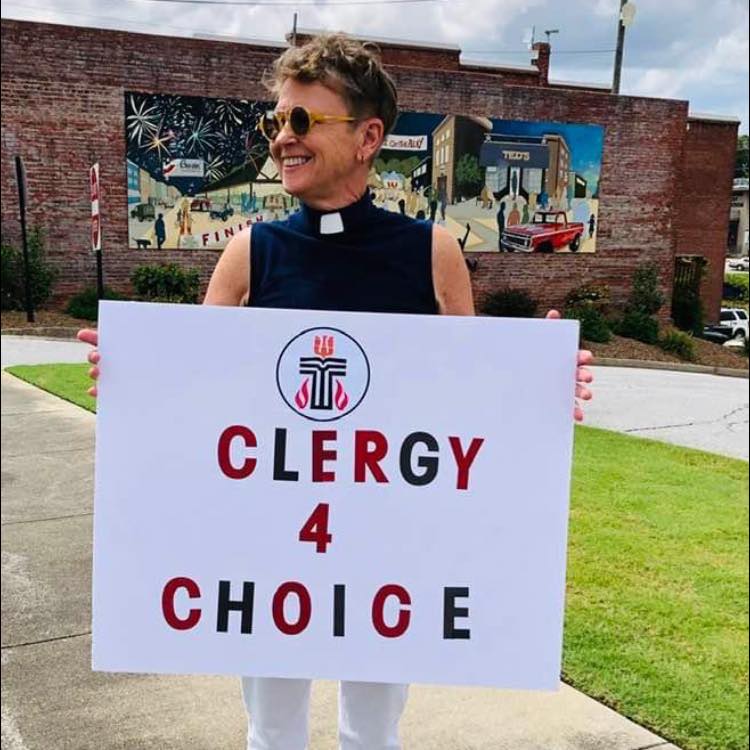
[658,328,696,361]
[564,282,611,311]
[671,286,704,335]
[65,287,126,321]
[563,283,612,342]
[1,228,57,310]
[724,273,749,303]
[616,264,664,344]
[615,310,660,345]
[481,287,538,318]
[564,304,612,343]
[131,263,200,303]
[627,263,664,316]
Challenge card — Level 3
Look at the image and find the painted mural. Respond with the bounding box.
[126,91,605,253]
[126,91,285,251]
[370,113,604,253]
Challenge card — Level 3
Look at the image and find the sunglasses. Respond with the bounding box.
[258,106,356,141]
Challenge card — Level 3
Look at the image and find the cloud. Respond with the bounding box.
[2,0,747,131]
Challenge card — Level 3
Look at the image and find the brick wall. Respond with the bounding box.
[1,19,737,319]
[674,118,739,322]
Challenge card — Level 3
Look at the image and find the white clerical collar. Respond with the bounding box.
[319,212,345,235]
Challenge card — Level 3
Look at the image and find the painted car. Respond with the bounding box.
[190,198,210,212]
[209,203,234,221]
[727,256,749,271]
[501,210,584,253]
[129,202,155,222]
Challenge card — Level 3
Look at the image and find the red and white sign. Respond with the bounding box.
[383,134,428,151]
[163,158,204,180]
[90,163,101,252]
[92,303,579,689]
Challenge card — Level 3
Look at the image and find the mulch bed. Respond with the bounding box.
[585,334,748,371]
[1,310,95,330]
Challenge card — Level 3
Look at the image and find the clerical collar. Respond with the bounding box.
[298,191,374,237]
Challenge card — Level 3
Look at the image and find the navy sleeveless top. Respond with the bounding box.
[249,191,437,315]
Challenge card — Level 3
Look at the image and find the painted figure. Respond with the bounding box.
[154,213,166,249]
[429,198,438,222]
[507,201,521,227]
[496,202,506,251]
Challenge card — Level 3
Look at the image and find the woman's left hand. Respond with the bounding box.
[546,309,593,422]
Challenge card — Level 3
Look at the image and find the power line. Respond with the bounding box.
[464,48,616,55]
[143,0,443,5]
[2,3,279,40]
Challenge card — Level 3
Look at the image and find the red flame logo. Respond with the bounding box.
[334,380,349,411]
[295,378,310,409]
[314,335,335,358]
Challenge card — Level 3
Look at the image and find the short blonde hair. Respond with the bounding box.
[264,33,398,135]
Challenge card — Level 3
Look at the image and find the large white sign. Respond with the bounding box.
[92,302,579,690]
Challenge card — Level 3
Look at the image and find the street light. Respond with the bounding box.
[612,1,636,94]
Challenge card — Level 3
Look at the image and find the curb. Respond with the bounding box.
[1,326,87,339]
[594,357,749,379]
[2,329,748,379]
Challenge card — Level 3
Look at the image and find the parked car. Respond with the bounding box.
[130,202,155,222]
[701,326,732,345]
[501,211,584,253]
[727,256,749,271]
[719,308,749,339]
[703,308,749,342]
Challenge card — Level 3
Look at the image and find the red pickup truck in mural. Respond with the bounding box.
[501,210,584,253]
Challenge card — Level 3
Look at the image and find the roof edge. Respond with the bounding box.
[290,27,460,52]
[688,111,741,124]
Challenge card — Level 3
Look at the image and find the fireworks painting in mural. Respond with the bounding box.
[126,91,295,251]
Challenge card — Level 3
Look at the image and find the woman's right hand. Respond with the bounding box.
[77,329,100,397]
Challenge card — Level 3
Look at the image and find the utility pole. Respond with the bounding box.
[291,12,297,46]
[612,1,636,94]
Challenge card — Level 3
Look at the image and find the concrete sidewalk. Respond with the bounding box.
[0,371,681,750]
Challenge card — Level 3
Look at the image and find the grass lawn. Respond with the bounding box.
[566,427,748,750]
[6,363,96,412]
[5,363,750,750]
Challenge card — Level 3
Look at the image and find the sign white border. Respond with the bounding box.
[92,302,579,690]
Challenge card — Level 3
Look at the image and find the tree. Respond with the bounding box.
[454,153,484,199]
[736,134,749,179]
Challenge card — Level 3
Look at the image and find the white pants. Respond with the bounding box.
[241,677,409,750]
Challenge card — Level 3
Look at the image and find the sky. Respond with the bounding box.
[3,0,748,134]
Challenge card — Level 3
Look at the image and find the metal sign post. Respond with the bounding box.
[14,155,34,323]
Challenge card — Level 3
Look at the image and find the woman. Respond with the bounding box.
[80,32,593,750]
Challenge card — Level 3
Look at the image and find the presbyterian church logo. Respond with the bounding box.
[276,328,371,421]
